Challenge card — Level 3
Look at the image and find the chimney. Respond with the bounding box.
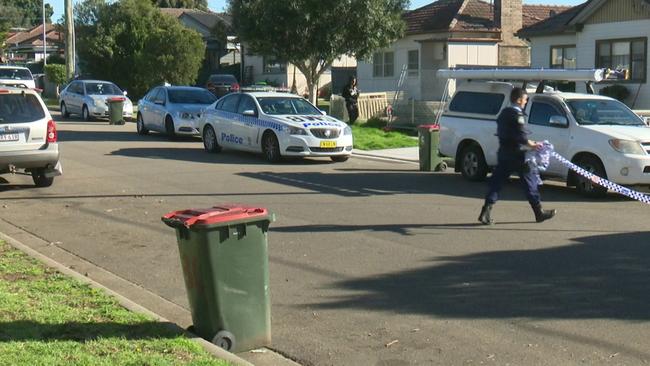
[494,0,523,45]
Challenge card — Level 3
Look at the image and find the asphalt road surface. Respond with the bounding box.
[1,116,649,365]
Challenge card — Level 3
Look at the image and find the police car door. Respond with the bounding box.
[215,94,242,148]
[526,97,571,176]
[235,95,260,151]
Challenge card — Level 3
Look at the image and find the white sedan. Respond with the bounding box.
[199,92,353,162]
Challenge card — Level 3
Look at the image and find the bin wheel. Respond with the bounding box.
[212,330,236,351]
[435,161,448,172]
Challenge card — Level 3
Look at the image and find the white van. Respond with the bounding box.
[0,66,36,89]
[438,69,650,197]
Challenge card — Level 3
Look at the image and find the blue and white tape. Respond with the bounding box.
[550,151,650,204]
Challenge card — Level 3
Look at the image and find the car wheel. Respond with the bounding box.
[82,105,91,121]
[331,155,349,162]
[573,155,608,198]
[136,114,149,135]
[203,125,222,153]
[165,116,176,140]
[32,169,54,187]
[60,102,70,118]
[459,144,488,181]
[262,132,282,163]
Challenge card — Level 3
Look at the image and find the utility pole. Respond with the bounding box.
[42,0,47,65]
[64,0,74,79]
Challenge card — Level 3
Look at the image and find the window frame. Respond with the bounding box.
[595,37,647,83]
[237,95,258,116]
[549,44,577,69]
[407,50,419,77]
[263,56,287,74]
[528,100,568,128]
[372,51,395,78]
[448,91,506,116]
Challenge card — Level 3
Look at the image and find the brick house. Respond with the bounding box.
[357,0,568,101]
[517,0,650,109]
[3,24,64,63]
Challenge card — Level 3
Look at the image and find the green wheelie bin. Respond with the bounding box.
[417,124,447,172]
[162,204,274,353]
[107,97,125,125]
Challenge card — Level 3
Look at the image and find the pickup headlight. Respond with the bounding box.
[287,126,308,135]
[609,139,645,155]
[344,126,352,135]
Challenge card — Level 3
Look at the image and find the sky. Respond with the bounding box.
[50,0,585,25]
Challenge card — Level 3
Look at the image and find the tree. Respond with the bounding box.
[0,0,53,28]
[44,64,67,96]
[229,0,408,103]
[150,0,207,10]
[76,0,205,99]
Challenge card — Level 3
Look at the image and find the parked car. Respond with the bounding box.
[205,74,240,98]
[438,71,650,197]
[137,86,217,138]
[0,66,35,89]
[0,85,61,187]
[59,80,133,121]
[199,92,353,163]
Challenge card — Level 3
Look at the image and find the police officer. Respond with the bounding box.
[478,87,556,225]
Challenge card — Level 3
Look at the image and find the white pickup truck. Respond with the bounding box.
[438,75,650,197]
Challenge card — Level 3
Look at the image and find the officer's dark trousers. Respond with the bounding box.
[346,103,359,124]
[485,150,541,206]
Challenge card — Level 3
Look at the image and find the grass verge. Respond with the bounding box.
[352,117,419,150]
[0,241,229,366]
[43,98,59,111]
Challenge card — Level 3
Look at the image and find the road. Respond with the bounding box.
[1,116,649,365]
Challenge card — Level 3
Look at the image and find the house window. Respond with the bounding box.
[408,50,419,76]
[372,51,394,77]
[596,38,647,82]
[550,46,576,69]
[263,56,286,74]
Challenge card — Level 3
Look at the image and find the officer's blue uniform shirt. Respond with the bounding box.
[496,104,528,154]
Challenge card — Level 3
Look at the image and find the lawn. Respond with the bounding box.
[0,241,229,366]
[42,97,59,111]
[351,118,419,150]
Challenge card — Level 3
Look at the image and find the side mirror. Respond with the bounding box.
[549,115,568,127]
[123,90,128,96]
[320,110,327,116]
[242,109,257,117]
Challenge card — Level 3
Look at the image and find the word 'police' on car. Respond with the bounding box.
[199,92,353,163]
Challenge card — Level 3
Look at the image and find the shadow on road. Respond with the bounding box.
[58,129,197,143]
[0,320,181,342]
[239,170,631,203]
[311,231,650,320]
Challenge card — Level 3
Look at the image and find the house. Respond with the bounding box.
[357,0,568,101]
[160,8,233,82]
[243,53,356,95]
[3,24,64,63]
[517,0,650,109]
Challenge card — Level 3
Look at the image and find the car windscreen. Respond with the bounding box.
[0,68,33,80]
[257,97,321,115]
[85,82,122,95]
[0,94,45,124]
[168,89,217,104]
[567,99,645,126]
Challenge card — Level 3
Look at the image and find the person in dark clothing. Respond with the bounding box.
[478,87,556,225]
[342,76,359,124]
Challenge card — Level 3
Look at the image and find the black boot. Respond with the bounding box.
[478,204,494,225]
[532,204,556,223]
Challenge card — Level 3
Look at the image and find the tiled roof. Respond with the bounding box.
[159,8,231,30]
[5,24,60,46]
[517,2,588,37]
[404,0,570,35]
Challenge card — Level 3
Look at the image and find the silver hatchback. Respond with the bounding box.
[0,86,61,187]
[59,80,134,121]
[136,86,217,139]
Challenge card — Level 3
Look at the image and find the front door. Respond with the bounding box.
[526,99,571,176]
[236,95,260,150]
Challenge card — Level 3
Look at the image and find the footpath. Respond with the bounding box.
[0,148,419,366]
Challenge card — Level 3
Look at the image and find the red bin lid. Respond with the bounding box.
[418,124,439,131]
[162,204,269,228]
[107,97,126,102]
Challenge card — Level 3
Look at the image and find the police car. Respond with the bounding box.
[199,92,353,162]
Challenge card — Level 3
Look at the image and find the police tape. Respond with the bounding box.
[550,151,650,204]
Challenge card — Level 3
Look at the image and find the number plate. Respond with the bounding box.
[0,133,19,142]
[320,141,337,148]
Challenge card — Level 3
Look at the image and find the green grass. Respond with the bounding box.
[0,242,229,366]
[43,98,59,111]
[317,98,330,112]
[352,117,419,150]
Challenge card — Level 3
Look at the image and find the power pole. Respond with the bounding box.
[42,0,46,65]
[64,0,74,79]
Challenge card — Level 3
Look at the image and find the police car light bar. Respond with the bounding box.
[436,68,607,82]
